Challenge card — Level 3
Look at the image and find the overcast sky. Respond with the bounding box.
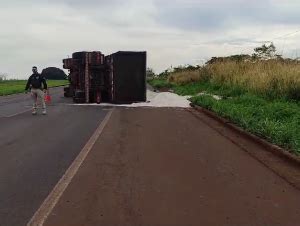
[1,0,300,79]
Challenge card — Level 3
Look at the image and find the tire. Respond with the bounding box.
[64,87,70,97]
[74,90,85,98]
[73,97,85,103]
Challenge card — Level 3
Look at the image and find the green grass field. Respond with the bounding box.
[191,93,300,154]
[148,78,300,155]
[0,80,69,96]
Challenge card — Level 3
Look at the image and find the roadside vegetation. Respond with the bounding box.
[148,43,300,154]
[0,80,69,96]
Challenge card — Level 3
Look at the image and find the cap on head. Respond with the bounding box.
[32,66,37,69]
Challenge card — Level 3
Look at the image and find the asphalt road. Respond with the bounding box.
[0,87,74,117]
[1,88,300,226]
[0,87,110,226]
[44,108,300,226]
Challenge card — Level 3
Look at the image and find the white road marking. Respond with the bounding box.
[4,109,32,118]
[26,108,114,226]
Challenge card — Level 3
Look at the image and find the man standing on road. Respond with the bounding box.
[25,66,48,115]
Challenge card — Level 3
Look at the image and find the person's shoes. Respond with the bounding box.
[32,110,37,115]
[42,109,47,115]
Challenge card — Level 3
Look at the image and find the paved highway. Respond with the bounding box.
[0,87,110,226]
[1,87,300,226]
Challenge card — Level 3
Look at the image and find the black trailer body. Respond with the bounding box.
[63,50,146,104]
[107,51,147,104]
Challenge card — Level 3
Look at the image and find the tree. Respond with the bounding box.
[146,67,156,78]
[0,73,7,81]
[158,69,170,78]
[41,67,67,80]
[205,55,252,64]
[253,42,278,59]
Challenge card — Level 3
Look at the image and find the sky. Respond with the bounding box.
[1,0,300,79]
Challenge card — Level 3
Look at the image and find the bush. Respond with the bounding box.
[42,67,67,80]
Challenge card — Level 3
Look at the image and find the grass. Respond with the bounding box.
[0,80,69,96]
[191,94,300,154]
[168,60,300,101]
[148,60,300,154]
[149,78,245,97]
[148,78,172,89]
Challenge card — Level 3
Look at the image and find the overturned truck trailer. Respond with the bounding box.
[63,51,146,104]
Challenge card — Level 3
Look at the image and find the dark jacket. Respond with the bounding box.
[25,73,48,90]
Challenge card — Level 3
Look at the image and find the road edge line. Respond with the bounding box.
[27,108,114,226]
[5,109,32,118]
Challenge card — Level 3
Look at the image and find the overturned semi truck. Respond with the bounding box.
[63,51,147,104]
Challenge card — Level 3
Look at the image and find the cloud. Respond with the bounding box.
[0,0,300,78]
[154,0,300,32]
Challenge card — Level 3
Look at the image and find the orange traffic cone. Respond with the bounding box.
[45,91,52,105]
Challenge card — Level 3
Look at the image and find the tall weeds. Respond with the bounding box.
[168,60,300,100]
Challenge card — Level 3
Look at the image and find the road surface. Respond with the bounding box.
[0,87,300,226]
[0,88,110,226]
[44,108,300,226]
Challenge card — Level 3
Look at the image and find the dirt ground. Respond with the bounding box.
[44,107,300,226]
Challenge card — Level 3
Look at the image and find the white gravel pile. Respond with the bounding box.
[73,90,191,108]
[134,90,191,108]
[197,92,222,100]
